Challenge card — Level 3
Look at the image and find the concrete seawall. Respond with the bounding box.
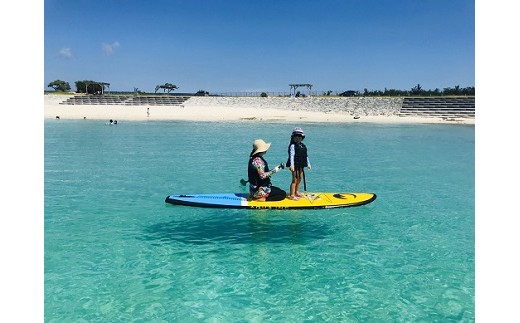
[184,96,403,116]
[46,94,403,116]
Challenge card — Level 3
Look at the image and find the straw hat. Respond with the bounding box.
[252,139,271,155]
[291,127,305,138]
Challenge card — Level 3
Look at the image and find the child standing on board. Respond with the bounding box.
[286,127,311,200]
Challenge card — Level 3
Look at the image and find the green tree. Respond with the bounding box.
[155,83,178,94]
[74,80,109,94]
[195,90,209,96]
[48,80,71,92]
[411,84,423,95]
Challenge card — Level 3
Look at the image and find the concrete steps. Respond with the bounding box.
[399,97,475,118]
[60,95,190,106]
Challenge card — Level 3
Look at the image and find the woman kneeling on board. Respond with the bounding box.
[248,139,287,202]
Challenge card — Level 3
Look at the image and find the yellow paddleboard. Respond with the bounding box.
[165,192,376,209]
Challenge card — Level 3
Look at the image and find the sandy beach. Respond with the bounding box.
[44,94,475,125]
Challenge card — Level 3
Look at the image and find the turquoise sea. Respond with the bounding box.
[44,120,475,322]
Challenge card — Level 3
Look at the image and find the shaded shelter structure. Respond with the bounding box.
[85,81,110,94]
[289,84,313,97]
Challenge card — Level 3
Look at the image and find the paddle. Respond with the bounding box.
[240,163,285,186]
[303,169,307,191]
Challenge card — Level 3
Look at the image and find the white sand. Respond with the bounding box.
[44,94,475,125]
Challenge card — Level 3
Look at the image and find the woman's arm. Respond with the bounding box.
[252,157,273,179]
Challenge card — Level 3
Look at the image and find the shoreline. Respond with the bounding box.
[44,94,475,125]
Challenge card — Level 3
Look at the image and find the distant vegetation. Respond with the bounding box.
[331,84,474,97]
[47,80,71,92]
[47,79,475,97]
[154,83,178,94]
[74,80,110,94]
[46,80,111,94]
[358,84,475,97]
[195,90,209,96]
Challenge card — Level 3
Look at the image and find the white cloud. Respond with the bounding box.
[101,41,120,56]
[59,47,72,58]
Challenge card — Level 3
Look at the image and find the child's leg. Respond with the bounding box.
[290,170,298,197]
[294,168,303,195]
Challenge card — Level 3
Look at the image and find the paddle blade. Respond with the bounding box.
[240,178,248,185]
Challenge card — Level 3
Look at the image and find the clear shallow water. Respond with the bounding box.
[45,120,474,322]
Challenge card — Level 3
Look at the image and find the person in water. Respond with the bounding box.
[286,127,311,200]
[248,139,287,202]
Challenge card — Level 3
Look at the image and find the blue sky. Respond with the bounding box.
[44,0,475,94]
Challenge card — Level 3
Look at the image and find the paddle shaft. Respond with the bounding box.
[303,169,307,191]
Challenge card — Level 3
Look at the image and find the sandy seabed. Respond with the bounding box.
[44,95,474,125]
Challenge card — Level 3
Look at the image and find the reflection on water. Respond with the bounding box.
[142,210,332,245]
